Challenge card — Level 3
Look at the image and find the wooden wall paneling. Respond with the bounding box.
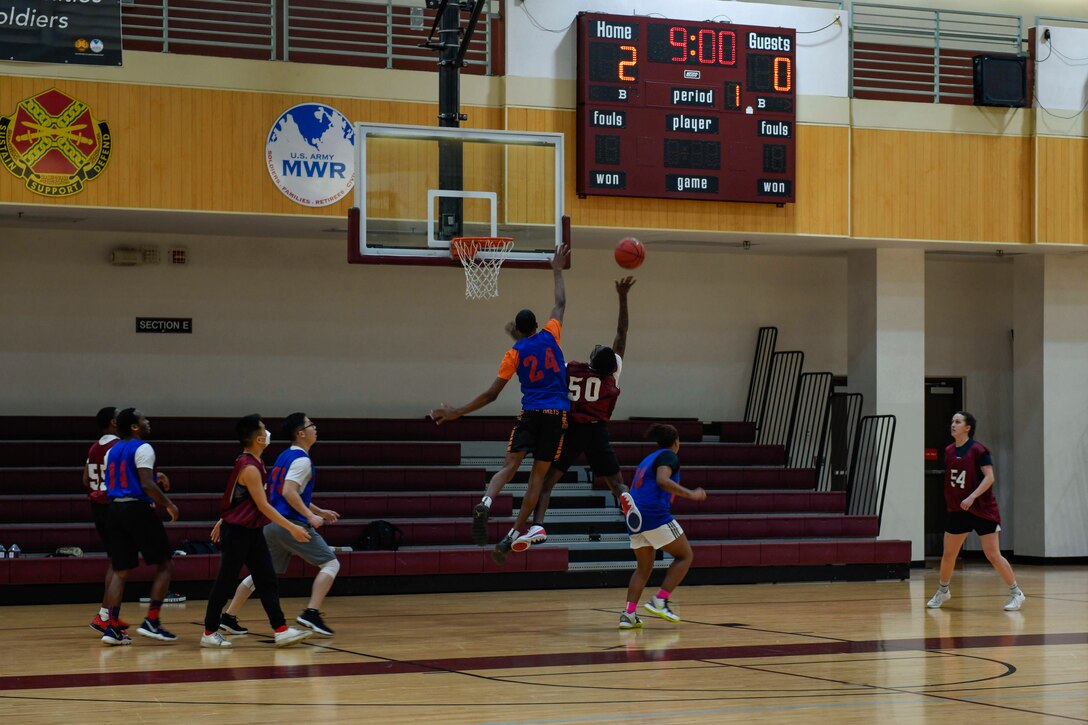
[852,128,1032,244]
[1037,136,1088,245]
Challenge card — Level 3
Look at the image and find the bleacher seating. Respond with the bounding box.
[0,414,911,603]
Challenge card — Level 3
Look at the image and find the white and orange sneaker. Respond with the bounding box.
[512,525,547,552]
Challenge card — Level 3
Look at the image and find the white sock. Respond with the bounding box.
[507,527,520,538]
[99,607,109,619]
[482,495,493,508]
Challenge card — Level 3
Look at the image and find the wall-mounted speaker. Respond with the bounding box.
[973,55,1027,108]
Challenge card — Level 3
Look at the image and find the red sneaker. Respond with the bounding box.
[89,614,108,634]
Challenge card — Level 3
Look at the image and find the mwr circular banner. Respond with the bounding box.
[266,103,354,207]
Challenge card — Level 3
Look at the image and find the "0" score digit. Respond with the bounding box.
[773,56,791,92]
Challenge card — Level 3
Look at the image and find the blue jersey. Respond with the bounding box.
[497,318,570,411]
[105,439,155,503]
[267,447,315,524]
[629,448,681,532]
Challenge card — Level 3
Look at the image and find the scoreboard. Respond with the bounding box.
[576,12,796,204]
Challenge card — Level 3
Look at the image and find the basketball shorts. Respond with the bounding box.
[945,510,1001,536]
[629,519,684,550]
[264,520,337,574]
[553,422,620,477]
[91,501,111,549]
[107,500,172,571]
[507,409,568,462]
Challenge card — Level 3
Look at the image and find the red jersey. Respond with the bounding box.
[85,435,120,505]
[566,356,621,424]
[944,439,1001,523]
[221,452,269,528]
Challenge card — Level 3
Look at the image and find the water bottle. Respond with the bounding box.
[7,544,20,559]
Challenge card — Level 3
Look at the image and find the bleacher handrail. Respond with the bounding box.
[1035,15,1088,30]
[120,0,497,73]
[851,2,1023,104]
[845,414,896,530]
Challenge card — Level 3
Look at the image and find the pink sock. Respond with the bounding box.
[656,588,671,600]
[625,601,637,614]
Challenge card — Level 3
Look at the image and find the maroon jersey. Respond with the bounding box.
[944,439,1001,523]
[221,452,269,528]
[85,435,120,505]
[566,359,621,424]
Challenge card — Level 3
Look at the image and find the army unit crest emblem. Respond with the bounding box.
[0,88,112,197]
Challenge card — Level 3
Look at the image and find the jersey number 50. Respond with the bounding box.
[568,376,601,402]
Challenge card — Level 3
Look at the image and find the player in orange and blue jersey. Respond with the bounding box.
[431,243,571,561]
[619,423,706,630]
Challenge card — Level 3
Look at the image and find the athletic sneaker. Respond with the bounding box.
[926,589,951,609]
[137,618,178,642]
[472,502,490,546]
[644,596,680,623]
[618,612,643,630]
[101,625,131,646]
[139,591,186,604]
[91,614,129,632]
[620,492,642,532]
[492,534,514,565]
[297,608,334,636]
[219,613,249,636]
[1003,590,1026,611]
[512,525,547,552]
[200,631,233,649]
[274,627,313,648]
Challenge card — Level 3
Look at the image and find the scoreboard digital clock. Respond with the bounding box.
[576,12,796,204]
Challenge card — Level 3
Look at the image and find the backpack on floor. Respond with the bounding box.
[360,520,403,551]
[179,539,220,555]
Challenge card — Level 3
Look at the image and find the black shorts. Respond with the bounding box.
[553,422,620,477]
[945,510,1000,536]
[91,501,111,550]
[508,409,568,462]
[107,500,173,571]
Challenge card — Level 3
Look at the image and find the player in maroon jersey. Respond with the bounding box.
[200,414,313,648]
[85,407,125,635]
[511,277,642,552]
[927,411,1025,611]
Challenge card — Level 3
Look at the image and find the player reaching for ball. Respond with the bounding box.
[619,423,705,630]
[430,243,571,562]
[511,276,642,554]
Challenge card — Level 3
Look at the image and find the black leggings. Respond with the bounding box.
[203,523,286,633]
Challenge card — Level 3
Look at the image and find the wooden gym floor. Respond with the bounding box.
[1,564,1086,724]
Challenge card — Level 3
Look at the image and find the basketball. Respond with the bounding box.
[614,237,645,269]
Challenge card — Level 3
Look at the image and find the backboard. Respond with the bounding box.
[347,123,566,267]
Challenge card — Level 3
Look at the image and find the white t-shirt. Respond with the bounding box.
[285,446,312,490]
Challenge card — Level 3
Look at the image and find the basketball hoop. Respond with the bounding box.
[450,237,514,300]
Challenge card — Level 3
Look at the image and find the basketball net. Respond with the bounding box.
[451,237,514,300]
